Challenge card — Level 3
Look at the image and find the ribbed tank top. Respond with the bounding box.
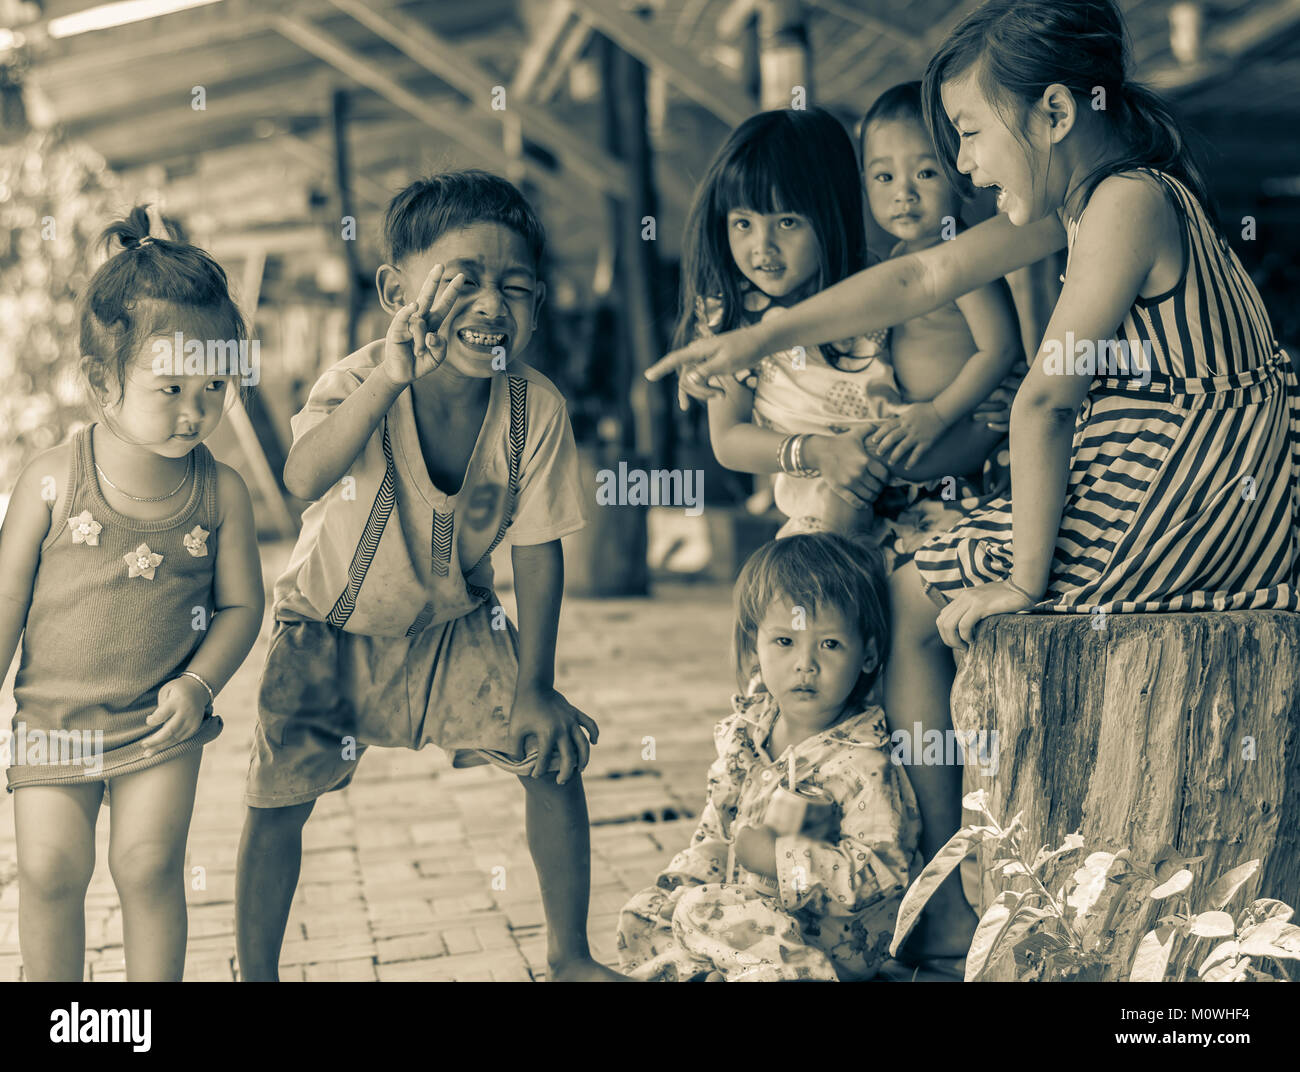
[7,425,224,791]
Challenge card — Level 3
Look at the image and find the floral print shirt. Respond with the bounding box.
[659,681,922,920]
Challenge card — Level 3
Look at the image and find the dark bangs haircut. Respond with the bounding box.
[920,0,1217,226]
[674,107,869,368]
[732,533,891,711]
[384,169,546,270]
[80,205,247,406]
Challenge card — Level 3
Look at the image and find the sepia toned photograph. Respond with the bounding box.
[0,0,1297,1040]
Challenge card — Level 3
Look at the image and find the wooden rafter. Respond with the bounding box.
[67,70,343,167]
[270,13,590,215]
[511,0,575,100]
[805,0,925,57]
[279,133,394,209]
[533,14,593,102]
[1142,0,1300,90]
[324,0,629,199]
[673,0,712,45]
[568,0,755,126]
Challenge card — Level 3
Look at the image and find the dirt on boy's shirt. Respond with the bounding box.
[272,342,587,636]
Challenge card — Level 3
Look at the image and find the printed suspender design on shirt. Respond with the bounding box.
[431,511,454,577]
[325,418,397,629]
[406,376,529,634]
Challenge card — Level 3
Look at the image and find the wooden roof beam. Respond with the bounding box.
[1143,0,1300,91]
[568,0,755,126]
[324,0,629,199]
[511,0,576,100]
[270,13,590,216]
[805,0,927,60]
[533,13,593,103]
[278,132,395,208]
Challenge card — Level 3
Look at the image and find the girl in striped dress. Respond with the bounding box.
[649,0,1298,970]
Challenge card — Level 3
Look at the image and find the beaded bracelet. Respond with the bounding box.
[178,670,215,708]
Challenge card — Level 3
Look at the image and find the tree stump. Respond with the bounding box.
[951,611,1300,981]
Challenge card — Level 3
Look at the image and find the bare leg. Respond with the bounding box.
[884,560,977,961]
[517,771,628,981]
[107,749,203,981]
[235,799,315,981]
[14,782,103,981]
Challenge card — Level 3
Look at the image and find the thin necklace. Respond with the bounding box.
[96,453,192,502]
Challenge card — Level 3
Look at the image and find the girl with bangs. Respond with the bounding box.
[676,106,1010,540]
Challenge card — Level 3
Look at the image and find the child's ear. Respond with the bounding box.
[862,635,879,675]
[375,263,404,314]
[1040,82,1077,144]
[532,279,547,320]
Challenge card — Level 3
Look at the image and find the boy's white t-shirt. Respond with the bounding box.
[272,341,588,634]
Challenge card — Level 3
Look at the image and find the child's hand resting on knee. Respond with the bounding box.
[509,685,600,786]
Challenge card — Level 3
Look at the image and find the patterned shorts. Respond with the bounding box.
[245,602,542,807]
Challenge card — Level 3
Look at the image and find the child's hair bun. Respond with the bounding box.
[100,204,186,254]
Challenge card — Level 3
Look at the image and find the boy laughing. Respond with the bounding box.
[235,171,624,981]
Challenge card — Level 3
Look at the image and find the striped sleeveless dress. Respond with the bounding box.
[914,169,1300,613]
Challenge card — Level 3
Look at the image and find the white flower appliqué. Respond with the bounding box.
[70,510,102,546]
[183,525,209,557]
[124,543,163,580]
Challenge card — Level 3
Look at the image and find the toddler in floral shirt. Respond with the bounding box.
[617,533,921,981]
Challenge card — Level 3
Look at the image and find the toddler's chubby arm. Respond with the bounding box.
[283,266,463,501]
[507,539,600,785]
[0,458,54,688]
[707,377,888,510]
[142,463,264,755]
[868,278,1023,470]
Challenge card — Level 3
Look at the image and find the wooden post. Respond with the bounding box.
[758,0,810,111]
[331,88,363,354]
[951,611,1300,981]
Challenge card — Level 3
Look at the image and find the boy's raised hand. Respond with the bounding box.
[382,263,465,387]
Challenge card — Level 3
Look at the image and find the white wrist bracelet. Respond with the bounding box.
[179,670,215,708]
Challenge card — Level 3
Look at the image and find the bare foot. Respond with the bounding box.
[549,956,632,981]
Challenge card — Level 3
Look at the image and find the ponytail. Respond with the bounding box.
[1074,80,1221,230]
[79,204,244,406]
[99,203,188,254]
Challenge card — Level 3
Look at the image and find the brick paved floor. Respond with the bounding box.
[0,542,733,981]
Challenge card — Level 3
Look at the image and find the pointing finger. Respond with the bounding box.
[647,341,710,382]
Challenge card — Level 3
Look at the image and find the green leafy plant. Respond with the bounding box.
[890,789,1299,981]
